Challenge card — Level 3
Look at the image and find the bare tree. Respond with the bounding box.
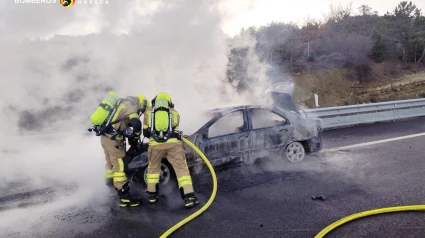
[358,5,372,16]
[326,2,353,23]
[325,33,372,66]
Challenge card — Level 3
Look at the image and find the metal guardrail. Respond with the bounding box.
[304,98,425,129]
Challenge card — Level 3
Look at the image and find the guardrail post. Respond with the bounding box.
[314,93,319,108]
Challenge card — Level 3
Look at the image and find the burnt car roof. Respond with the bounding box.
[209,104,293,115]
[191,104,301,137]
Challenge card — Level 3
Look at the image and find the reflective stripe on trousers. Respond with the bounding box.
[113,158,127,182]
[177,175,193,188]
[146,173,160,184]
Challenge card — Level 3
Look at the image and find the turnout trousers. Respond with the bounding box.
[146,141,194,196]
[101,135,127,190]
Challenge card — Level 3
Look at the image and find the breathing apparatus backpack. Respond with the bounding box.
[150,96,178,143]
[88,91,122,136]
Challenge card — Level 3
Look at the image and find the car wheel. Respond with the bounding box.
[131,160,175,188]
[283,142,305,163]
[143,161,172,185]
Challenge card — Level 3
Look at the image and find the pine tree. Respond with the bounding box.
[371,30,387,63]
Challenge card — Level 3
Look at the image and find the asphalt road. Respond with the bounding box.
[2,118,425,238]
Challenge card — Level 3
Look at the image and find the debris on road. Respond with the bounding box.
[311,195,326,201]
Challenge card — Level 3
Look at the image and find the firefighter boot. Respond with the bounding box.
[147,192,158,204]
[183,192,199,208]
[117,183,141,207]
[147,184,159,204]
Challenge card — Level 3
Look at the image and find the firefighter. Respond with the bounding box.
[143,93,199,208]
[101,94,149,207]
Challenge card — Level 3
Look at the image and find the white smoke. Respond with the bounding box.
[0,0,232,184]
[228,29,273,101]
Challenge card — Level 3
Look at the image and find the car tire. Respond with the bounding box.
[131,159,176,189]
[282,142,305,163]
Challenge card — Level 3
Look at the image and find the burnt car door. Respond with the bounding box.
[200,109,250,168]
[247,107,294,159]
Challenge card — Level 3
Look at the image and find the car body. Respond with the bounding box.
[183,104,322,170]
[128,98,323,185]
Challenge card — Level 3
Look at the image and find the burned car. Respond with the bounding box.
[127,103,323,187]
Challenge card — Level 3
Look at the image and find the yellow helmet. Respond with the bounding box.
[153,92,173,107]
[156,92,172,103]
[136,94,150,111]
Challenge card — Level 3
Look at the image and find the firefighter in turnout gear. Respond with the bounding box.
[99,94,149,207]
[143,93,199,208]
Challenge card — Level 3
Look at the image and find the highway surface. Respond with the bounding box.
[1,117,425,238]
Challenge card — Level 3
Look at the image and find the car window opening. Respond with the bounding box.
[208,110,245,138]
[250,109,288,129]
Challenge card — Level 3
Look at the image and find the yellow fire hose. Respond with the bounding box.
[315,204,425,237]
[159,137,218,238]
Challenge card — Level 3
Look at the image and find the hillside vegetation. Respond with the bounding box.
[293,62,425,107]
[226,1,425,107]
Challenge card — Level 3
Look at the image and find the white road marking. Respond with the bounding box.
[324,132,425,152]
